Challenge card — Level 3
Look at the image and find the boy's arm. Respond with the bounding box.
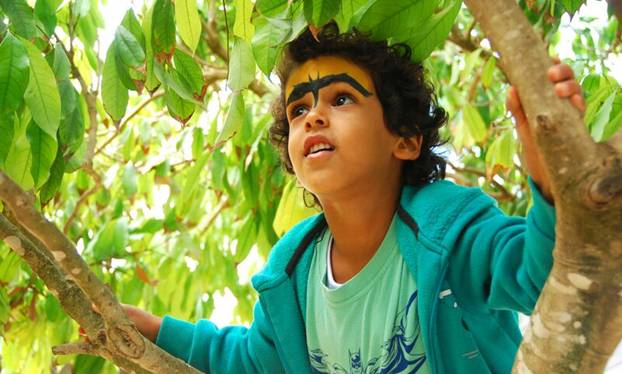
[447,61,583,314]
[156,302,284,374]
[122,302,284,373]
[447,179,555,315]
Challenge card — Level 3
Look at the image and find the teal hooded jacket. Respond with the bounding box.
[156,179,555,373]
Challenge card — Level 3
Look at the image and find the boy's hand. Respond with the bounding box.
[506,59,585,202]
[122,304,162,343]
[80,304,162,343]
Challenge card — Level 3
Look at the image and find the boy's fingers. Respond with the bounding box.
[506,86,528,125]
[548,63,574,82]
[551,56,561,65]
[571,93,586,112]
[554,80,582,98]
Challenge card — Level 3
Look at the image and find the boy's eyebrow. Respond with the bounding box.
[286,73,373,106]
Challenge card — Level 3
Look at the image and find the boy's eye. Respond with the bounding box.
[334,94,355,106]
[290,104,308,119]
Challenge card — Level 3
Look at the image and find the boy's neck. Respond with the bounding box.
[319,181,401,284]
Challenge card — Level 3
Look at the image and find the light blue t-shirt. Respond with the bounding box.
[306,215,430,373]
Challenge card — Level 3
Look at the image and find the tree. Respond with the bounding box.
[0,0,621,373]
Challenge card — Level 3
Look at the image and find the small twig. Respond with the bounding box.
[204,0,229,61]
[170,132,236,173]
[95,92,165,156]
[447,161,515,200]
[201,198,230,236]
[63,168,102,234]
[52,342,98,356]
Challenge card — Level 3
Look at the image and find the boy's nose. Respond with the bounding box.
[304,107,328,130]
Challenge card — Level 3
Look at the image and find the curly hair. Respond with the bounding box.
[270,24,447,204]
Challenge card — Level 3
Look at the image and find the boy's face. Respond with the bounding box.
[285,56,414,200]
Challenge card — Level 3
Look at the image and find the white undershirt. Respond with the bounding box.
[325,237,343,289]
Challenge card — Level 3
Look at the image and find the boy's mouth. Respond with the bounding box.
[304,135,335,157]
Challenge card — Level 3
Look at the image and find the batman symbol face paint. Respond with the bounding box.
[285,56,376,108]
[286,73,372,107]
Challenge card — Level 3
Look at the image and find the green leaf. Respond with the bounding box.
[87,218,129,261]
[590,89,617,141]
[0,33,29,114]
[0,0,37,39]
[114,26,146,68]
[304,0,340,27]
[22,39,61,139]
[165,86,195,124]
[58,82,85,155]
[51,44,71,81]
[234,214,257,263]
[335,0,367,32]
[121,9,145,50]
[34,0,56,36]
[152,0,176,62]
[192,127,204,160]
[27,121,57,188]
[74,355,105,374]
[405,0,462,62]
[256,0,288,16]
[273,178,317,236]
[355,0,437,42]
[602,108,622,141]
[0,250,21,282]
[228,38,256,91]
[143,3,160,93]
[113,40,139,91]
[4,115,34,190]
[39,147,64,204]
[485,128,516,171]
[233,0,255,42]
[462,103,487,144]
[44,293,61,322]
[154,62,200,104]
[252,16,290,76]
[72,0,90,17]
[102,46,129,123]
[173,49,204,96]
[218,91,245,142]
[176,0,202,52]
[122,163,138,196]
[132,219,164,234]
[560,0,584,13]
[481,57,497,88]
[0,113,14,168]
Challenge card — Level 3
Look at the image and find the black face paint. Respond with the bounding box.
[286,73,372,107]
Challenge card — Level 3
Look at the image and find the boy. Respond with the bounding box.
[123,25,584,373]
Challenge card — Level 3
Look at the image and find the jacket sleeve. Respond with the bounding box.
[447,179,556,315]
[155,301,284,374]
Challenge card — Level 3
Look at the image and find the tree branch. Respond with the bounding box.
[465,1,622,372]
[0,172,202,374]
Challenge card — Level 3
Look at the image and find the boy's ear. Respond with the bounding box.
[393,135,423,161]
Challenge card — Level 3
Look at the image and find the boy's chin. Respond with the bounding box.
[299,179,351,200]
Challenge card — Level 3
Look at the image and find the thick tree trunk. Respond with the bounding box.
[464,0,622,373]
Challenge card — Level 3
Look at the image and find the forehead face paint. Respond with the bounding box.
[285,56,374,107]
